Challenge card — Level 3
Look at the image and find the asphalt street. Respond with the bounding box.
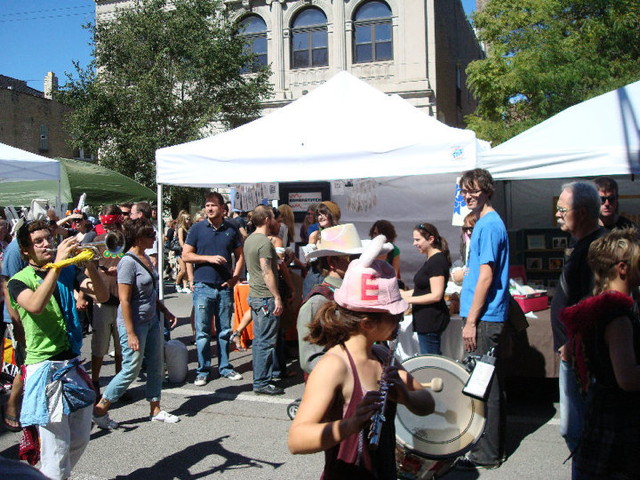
[0,286,571,479]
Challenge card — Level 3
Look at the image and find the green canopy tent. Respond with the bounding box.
[0,157,155,207]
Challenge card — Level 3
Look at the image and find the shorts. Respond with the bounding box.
[91,303,122,357]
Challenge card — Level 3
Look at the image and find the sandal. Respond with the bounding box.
[2,407,22,432]
[230,331,245,352]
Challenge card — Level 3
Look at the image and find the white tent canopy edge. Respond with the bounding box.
[478,80,640,180]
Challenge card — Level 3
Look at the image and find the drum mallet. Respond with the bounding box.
[421,377,444,392]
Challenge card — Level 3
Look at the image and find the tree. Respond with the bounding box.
[466,0,640,145]
[58,0,272,208]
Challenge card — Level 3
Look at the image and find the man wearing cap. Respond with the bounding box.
[297,224,368,374]
[244,205,284,395]
[458,168,510,470]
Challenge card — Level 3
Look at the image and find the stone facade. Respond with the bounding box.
[95,0,483,127]
[0,74,76,159]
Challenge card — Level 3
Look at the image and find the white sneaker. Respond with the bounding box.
[150,410,180,423]
[223,370,243,381]
[194,375,208,386]
[93,413,119,430]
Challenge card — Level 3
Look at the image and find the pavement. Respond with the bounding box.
[0,284,572,479]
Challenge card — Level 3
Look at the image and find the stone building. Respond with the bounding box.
[96,0,483,128]
[0,72,81,159]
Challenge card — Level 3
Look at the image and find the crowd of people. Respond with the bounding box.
[0,170,639,479]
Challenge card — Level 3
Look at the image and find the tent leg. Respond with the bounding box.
[157,183,165,301]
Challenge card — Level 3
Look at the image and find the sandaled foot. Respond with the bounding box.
[2,411,21,432]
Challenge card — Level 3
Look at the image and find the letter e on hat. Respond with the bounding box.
[361,273,379,301]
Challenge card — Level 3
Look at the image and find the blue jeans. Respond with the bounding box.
[248,296,280,389]
[417,332,441,355]
[193,283,234,377]
[559,359,586,453]
[467,321,506,466]
[272,327,287,378]
[103,320,163,403]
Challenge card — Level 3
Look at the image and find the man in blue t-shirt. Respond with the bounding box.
[457,168,509,471]
[182,192,244,386]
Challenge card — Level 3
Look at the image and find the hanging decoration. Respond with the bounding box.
[345,179,377,213]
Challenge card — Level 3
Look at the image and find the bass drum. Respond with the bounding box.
[395,354,486,479]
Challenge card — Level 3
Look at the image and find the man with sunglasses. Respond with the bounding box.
[457,168,510,471]
[594,177,638,231]
[550,181,605,458]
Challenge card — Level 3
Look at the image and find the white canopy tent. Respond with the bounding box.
[155,71,487,296]
[478,80,640,179]
[0,142,62,213]
[156,71,482,185]
[0,142,61,182]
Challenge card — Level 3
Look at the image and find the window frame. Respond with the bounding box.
[291,8,329,70]
[352,1,393,64]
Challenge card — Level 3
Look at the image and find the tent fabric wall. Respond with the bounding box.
[479,80,640,179]
[332,175,464,285]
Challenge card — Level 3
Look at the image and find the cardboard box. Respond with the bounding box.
[513,292,548,313]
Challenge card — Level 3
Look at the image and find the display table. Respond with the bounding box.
[398,309,559,378]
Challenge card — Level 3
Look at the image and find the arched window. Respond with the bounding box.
[353,1,392,63]
[239,15,267,71]
[291,8,328,69]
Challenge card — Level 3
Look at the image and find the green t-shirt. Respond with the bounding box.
[9,267,70,365]
[244,232,278,298]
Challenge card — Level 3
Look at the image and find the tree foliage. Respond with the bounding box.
[58,0,271,208]
[466,0,640,145]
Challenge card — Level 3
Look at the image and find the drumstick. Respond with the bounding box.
[421,377,444,392]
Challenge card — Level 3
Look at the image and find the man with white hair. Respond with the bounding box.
[550,181,606,454]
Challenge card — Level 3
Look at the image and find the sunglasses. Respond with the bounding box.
[462,226,473,233]
[600,195,617,204]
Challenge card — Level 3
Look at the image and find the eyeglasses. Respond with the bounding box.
[460,189,482,196]
[556,207,573,215]
[600,195,617,204]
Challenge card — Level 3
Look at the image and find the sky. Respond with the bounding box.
[0,0,477,91]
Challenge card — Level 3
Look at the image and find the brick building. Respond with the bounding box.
[0,72,79,159]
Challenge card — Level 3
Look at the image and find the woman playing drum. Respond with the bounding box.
[288,236,434,479]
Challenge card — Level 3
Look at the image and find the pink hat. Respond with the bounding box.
[334,235,408,315]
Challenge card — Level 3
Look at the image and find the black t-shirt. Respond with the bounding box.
[8,267,86,312]
[550,227,606,351]
[412,251,450,334]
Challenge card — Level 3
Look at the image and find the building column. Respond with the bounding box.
[268,0,285,94]
[333,0,347,71]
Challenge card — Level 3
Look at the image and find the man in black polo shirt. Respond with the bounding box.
[182,192,244,386]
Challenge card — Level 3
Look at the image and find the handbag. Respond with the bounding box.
[170,236,182,254]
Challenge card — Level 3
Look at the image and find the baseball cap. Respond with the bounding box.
[334,235,407,315]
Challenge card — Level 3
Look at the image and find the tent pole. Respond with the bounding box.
[157,183,165,301]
